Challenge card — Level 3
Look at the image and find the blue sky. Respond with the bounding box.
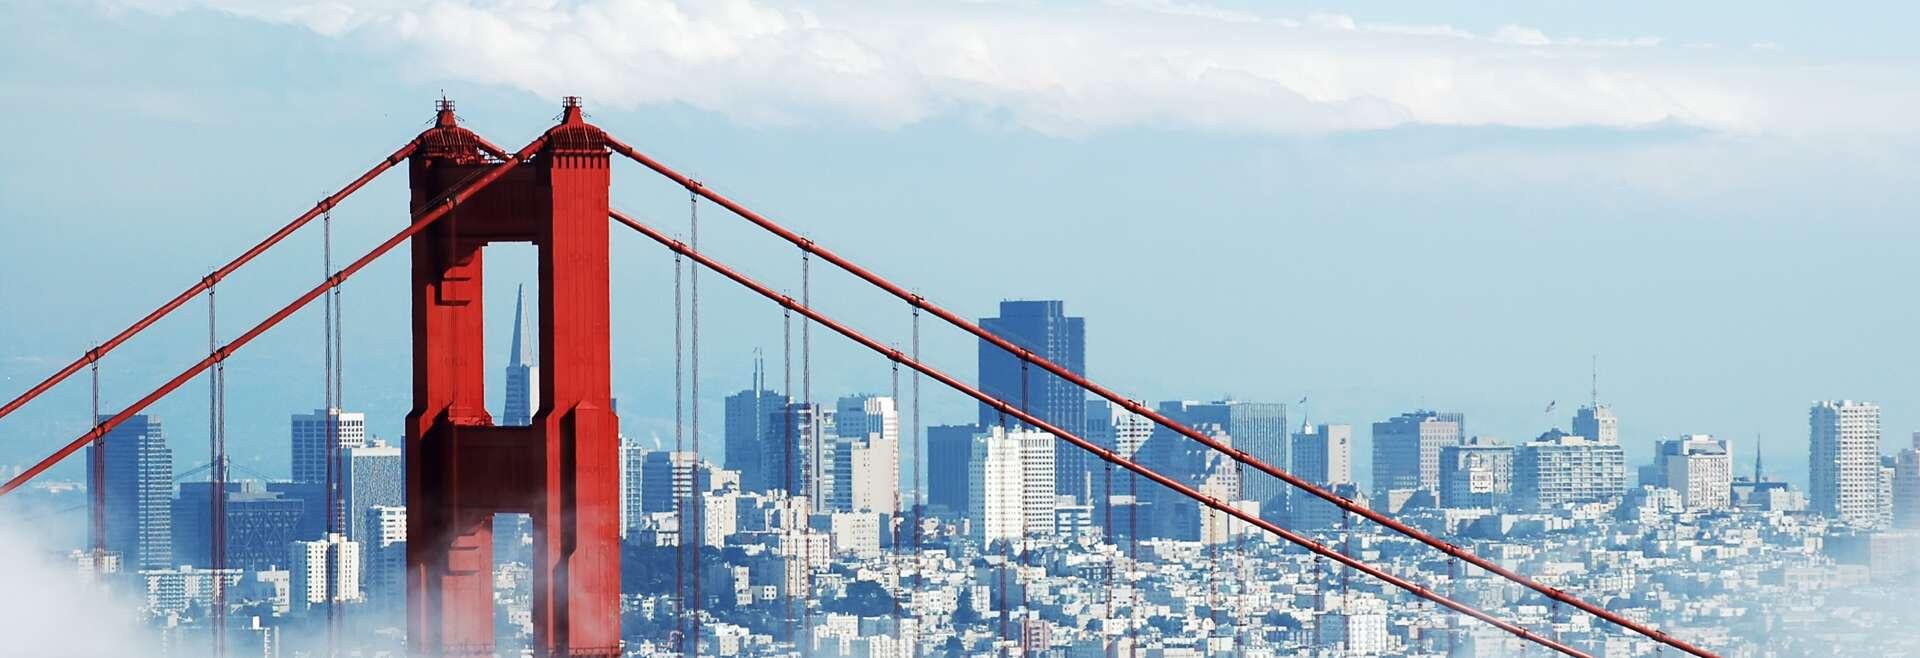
[2,0,1918,489]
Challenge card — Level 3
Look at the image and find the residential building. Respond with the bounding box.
[968,427,1057,543]
[362,506,407,612]
[289,533,362,610]
[1654,435,1733,512]
[1895,433,1920,529]
[1810,400,1882,527]
[1513,430,1626,510]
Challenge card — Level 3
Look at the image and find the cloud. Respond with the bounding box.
[99,1,1920,137]
[0,516,159,658]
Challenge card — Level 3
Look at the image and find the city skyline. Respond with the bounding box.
[4,2,1920,656]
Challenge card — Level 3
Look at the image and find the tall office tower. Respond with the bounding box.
[638,451,713,515]
[289,533,361,610]
[502,283,539,427]
[1370,411,1464,500]
[290,408,366,485]
[1654,435,1734,512]
[977,300,1087,499]
[361,506,407,612]
[1810,400,1882,527]
[1437,438,1513,510]
[1894,433,1920,529]
[619,436,648,539]
[1159,400,1287,510]
[1087,399,1154,459]
[1512,430,1626,510]
[1133,422,1240,539]
[968,427,1057,543]
[1290,423,1354,486]
[344,440,403,543]
[90,414,172,570]
[1571,404,1620,444]
[825,396,900,514]
[761,402,833,510]
[926,424,981,516]
[724,358,788,492]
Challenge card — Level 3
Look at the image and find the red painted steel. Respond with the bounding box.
[599,137,1717,658]
[0,132,548,498]
[405,99,620,658]
[611,208,1594,658]
[0,140,422,424]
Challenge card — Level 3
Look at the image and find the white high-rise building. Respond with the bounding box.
[1321,595,1390,655]
[291,409,366,485]
[968,427,1057,543]
[619,437,647,539]
[1513,430,1626,510]
[826,396,900,515]
[1086,400,1154,459]
[344,441,402,543]
[1810,400,1882,528]
[1656,435,1733,512]
[290,533,362,610]
[362,506,406,611]
[503,284,539,427]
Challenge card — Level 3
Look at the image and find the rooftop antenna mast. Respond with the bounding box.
[1589,354,1598,408]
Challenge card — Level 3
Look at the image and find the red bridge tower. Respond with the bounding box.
[404,99,621,657]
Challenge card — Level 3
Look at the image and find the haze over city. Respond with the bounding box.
[3,1,1920,657]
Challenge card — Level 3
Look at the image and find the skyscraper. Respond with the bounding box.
[1370,410,1463,500]
[91,414,172,570]
[1291,423,1354,487]
[1810,400,1882,527]
[725,357,788,492]
[977,300,1087,499]
[826,395,900,515]
[761,402,833,510]
[503,283,539,427]
[172,481,304,572]
[362,506,407,612]
[926,424,980,516]
[1159,400,1287,510]
[344,441,403,543]
[290,409,366,485]
[967,427,1057,543]
[619,436,647,539]
[1571,404,1620,444]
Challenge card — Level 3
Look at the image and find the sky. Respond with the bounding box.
[2,0,1919,491]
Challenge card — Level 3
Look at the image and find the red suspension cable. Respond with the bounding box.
[610,208,1592,658]
[599,136,1715,658]
[0,134,551,498]
[0,139,422,424]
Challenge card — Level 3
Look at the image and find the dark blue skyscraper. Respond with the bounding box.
[726,355,788,492]
[504,283,538,427]
[90,414,172,570]
[978,300,1088,499]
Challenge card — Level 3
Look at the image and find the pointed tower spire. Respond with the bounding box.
[1754,436,1764,481]
[509,284,533,368]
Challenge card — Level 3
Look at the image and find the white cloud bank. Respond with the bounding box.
[108,0,1920,136]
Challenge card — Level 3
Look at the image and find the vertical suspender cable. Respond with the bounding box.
[330,210,345,650]
[89,348,103,577]
[321,208,339,657]
[889,358,901,644]
[782,307,796,650]
[689,190,703,658]
[673,243,686,655]
[799,246,812,656]
[208,275,227,658]
[909,306,921,598]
